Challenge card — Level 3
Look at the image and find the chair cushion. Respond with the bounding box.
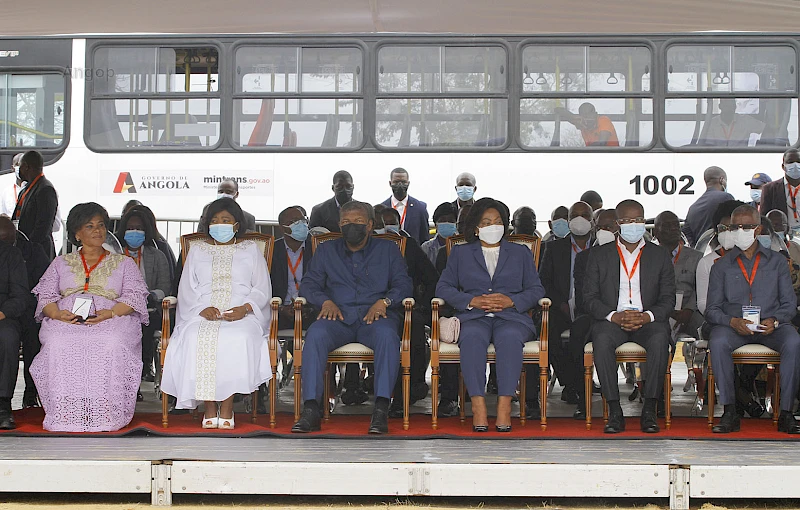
[331,343,374,356]
[733,344,779,356]
[439,341,540,355]
[584,341,647,355]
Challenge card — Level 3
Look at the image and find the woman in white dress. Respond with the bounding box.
[161,198,272,429]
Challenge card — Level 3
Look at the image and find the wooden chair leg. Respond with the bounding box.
[402,365,410,431]
[458,368,466,423]
[270,372,277,428]
[539,363,548,431]
[162,391,169,429]
[602,394,608,424]
[665,364,672,430]
[294,365,302,423]
[519,367,526,428]
[774,364,781,428]
[707,351,715,429]
[323,364,331,423]
[584,353,593,430]
[251,389,258,424]
[431,363,439,430]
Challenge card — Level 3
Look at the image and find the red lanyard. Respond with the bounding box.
[736,253,761,304]
[14,174,43,219]
[720,120,737,141]
[571,238,585,254]
[617,243,643,304]
[124,247,141,267]
[288,249,304,290]
[80,250,107,292]
[672,244,682,265]
[789,183,800,221]
[713,247,726,264]
[393,201,408,228]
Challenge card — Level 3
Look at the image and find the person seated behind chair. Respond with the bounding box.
[699,98,765,147]
[580,190,604,213]
[511,206,537,236]
[132,204,177,287]
[583,199,676,434]
[292,201,413,434]
[706,204,800,434]
[116,206,172,384]
[161,198,273,430]
[198,179,257,234]
[271,206,316,331]
[374,205,439,417]
[697,200,745,315]
[309,170,355,234]
[556,103,620,147]
[30,203,149,432]
[0,216,48,410]
[436,198,545,432]
[421,202,458,266]
[543,206,569,243]
[435,204,473,275]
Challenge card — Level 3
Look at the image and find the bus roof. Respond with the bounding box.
[3,0,800,36]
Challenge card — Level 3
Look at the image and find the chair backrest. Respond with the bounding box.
[180,232,275,272]
[445,233,541,267]
[311,232,406,256]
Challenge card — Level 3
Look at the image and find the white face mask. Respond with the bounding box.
[217,192,236,200]
[717,230,736,251]
[734,228,756,251]
[478,224,504,245]
[595,229,616,246]
[569,217,592,237]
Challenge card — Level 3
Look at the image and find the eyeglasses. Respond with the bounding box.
[717,224,759,232]
[617,217,645,225]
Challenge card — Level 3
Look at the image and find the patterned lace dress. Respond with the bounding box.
[161,240,273,410]
[30,252,149,432]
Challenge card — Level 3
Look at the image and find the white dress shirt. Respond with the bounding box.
[606,238,655,323]
[391,196,408,229]
[0,183,18,217]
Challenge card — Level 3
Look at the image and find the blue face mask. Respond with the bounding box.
[386,224,400,234]
[209,223,236,244]
[287,220,309,242]
[124,230,146,249]
[551,218,570,239]
[757,234,771,249]
[619,222,646,244]
[437,222,457,238]
[373,228,386,235]
[786,162,800,180]
[456,186,475,201]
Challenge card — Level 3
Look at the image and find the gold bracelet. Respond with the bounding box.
[110,309,117,318]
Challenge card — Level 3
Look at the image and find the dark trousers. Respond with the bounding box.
[393,311,429,396]
[302,318,400,402]
[0,320,21,399]
[569,315,592,399]
[592,320,670,401]
[524,314,590,401]
[710,324,800,411]
[20,317,39,396]
[460,316,532,398]
[141,310,161,374]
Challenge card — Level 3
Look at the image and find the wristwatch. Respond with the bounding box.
[774,320,779,328]
[382,297,392,307]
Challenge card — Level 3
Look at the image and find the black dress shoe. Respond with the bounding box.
[22,391,40,409]
[640,409,660,433]
[437,399,460,418]
[712,411,741,433]
[778,412,800,434]
[604,412,625,434]
[409,382,429,405]
[472,425,488,432]
[341,388,369,406]
[495,425,512,433]
[573,406,586,420]
[368,406,389,434]
[141,370,155,383]
[388,399,404,419]
[291,407,322,433]
[0,412,16,430]
[525,401,541,421]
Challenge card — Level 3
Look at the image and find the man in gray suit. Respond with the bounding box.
[706,204,800,434]
[584,199,676,434]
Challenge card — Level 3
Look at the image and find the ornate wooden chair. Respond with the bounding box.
[429,234,551,430]
[707,344,781,428]
[160,232,280,428]
[292,232,415,430]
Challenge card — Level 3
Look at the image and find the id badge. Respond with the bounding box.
[742,306,762,332]
[72,296,94,320]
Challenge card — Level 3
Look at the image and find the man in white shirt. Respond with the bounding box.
[583,199,676,434]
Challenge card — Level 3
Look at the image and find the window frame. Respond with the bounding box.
[84,39,224,153]
[372,38,512,152]
[0,66,70,155]
[230,39,368,152]
[516,38,657,152]
[661,37,800,152]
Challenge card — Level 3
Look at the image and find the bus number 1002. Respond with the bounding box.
[629,175,695,196]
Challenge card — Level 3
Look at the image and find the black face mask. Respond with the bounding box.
[391,183,409,199]
[342,223,368,246]
[335,189,353,205]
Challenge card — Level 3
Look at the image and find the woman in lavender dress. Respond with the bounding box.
[30,203,149,432]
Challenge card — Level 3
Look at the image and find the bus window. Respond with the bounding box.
[88,45,220,150]
[0,73,65,149]
[376,44,508,148]
[233,45,363,149]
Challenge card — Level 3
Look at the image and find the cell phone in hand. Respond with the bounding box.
[75,315,97,323]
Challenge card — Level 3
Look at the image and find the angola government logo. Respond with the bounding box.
[113,172,136,194]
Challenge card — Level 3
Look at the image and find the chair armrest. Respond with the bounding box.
[402,297,415,307]
[538,296,550,359]
[431,298,445,307]
[161,296,177,311]
[539,297,552,308]
[294,297,307,306]
[270,297,282,309]
[430,298,441,353]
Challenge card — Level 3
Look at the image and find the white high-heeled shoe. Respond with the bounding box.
[202,414,219,429]
[219,414,235,430]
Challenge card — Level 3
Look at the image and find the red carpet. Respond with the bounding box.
[1,408,798,440]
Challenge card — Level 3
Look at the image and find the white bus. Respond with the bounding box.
[0,34,797,249]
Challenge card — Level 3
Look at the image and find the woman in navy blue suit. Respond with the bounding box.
[436,198,545,432]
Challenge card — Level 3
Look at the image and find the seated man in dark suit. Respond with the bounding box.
[0,216,47,409]
[310,170,354,234]
[583,199,675,434]
[374,205,439,416]
[292,201,413,434]
[271,206,316,330]
[381,167,430,244]
[706,204,800,434]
